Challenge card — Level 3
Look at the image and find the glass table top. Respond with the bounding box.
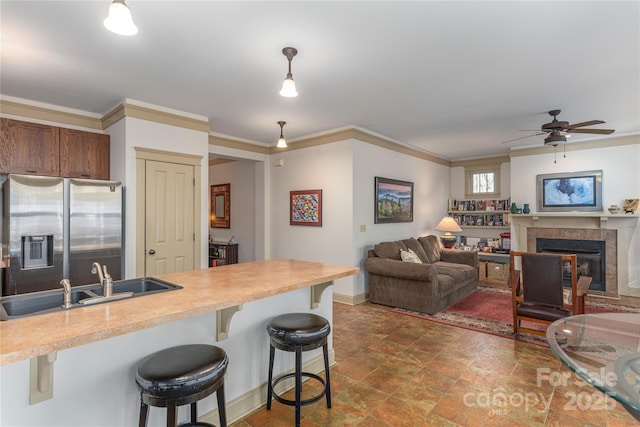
[547,313,640,421]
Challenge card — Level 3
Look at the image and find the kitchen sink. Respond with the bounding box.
[89,277,181,296]
[0,278,182,321]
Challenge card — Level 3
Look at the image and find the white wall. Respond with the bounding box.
[270,141,355,296]
[209,160,256,263]
[510,140,640,212]
[352,141,451,297]
[107,113,210,278]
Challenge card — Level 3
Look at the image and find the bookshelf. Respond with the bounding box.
[209,242,238,267]
[447,198,511,229]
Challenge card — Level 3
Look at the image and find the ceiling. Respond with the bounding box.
[1,1,638,160]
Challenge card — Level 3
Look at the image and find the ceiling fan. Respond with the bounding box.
[503,109,615,146]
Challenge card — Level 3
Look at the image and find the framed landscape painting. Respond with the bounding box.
[290,189,323,226]
[375,177,414,223]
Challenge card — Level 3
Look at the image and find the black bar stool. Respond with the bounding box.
[135,344,228,427]
[266,313,331,426]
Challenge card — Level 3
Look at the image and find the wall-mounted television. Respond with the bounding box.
[536,170,603,212]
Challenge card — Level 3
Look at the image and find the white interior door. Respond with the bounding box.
[145,160,195,275]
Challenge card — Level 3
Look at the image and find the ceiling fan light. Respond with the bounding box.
[104,0,138,36]
[544,132,566,146]
[279,75,297,97]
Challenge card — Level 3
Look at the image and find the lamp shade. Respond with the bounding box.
[435,216,462,233]
[104,0,138,36]
[279,75,297,97]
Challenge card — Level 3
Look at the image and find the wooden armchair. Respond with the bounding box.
[510,252,592,336]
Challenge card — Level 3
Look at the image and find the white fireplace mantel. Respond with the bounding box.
[512,213,639,229]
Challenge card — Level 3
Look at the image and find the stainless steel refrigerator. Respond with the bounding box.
[2,174,123,295]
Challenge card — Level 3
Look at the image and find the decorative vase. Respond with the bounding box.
[608,205,620,214]
[510,203,518,214]
[523,203,530,214]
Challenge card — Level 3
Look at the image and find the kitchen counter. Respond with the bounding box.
[0,258,359,366]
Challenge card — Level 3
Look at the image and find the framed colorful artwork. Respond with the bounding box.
[290,189,323,226]
[374,177,414,223]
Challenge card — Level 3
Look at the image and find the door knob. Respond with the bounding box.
[148,249,156,255]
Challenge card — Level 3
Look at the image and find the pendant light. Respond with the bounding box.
[104,0,138,36]
[277,121,288,148]
[279,47,298,97]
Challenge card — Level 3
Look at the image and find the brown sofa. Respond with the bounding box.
[364,235,478,314]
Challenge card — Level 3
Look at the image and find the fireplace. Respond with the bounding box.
[536,238,606,291]
[524,226,618,297]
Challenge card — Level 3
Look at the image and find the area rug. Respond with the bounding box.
[391,287,640,346]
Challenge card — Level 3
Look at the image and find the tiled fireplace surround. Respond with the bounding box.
[511,214,640,299]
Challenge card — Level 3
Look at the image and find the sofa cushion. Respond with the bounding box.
[418,235,441,264]
[437,274,455,296]
[374,241,407,260]
[401,238,429,263]
[400,248,422,263]
[434,261,477,283]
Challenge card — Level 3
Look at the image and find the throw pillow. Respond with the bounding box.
[401,238,430,263]
[400,248,422,263]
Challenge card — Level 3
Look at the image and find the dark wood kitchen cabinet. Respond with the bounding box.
[0,118,60,176]
[0,118,110,179]
[59,128,110,179]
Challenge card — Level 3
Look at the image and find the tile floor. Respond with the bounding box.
[232,301,639,426]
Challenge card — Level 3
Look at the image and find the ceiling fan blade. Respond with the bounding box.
[568,128,615,135]
[566,120,605,129]
[501,133,545,144]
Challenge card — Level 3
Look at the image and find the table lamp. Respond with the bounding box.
[435,216,462,248]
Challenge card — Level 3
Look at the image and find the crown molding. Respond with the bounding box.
[258,127,451,167]
[0,98,103,130]
[209,134,271,155]
[103,102,210,132]
[451,155,510,169]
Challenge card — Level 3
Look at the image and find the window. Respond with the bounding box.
[465,167,500,197]
[472,171,495,193]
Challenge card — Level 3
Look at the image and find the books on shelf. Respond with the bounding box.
[450,212,510,227]
[448,198,510,212]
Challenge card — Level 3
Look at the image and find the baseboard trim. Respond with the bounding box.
[199,348,336,425]
[333,292,368,306]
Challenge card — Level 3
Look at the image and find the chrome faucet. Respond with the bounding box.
[61,279,72,309]
[91,262,105,284]
[91,262,113,297]
[102,265,113,297]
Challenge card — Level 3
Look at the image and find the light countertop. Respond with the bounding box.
[0,258,359,366]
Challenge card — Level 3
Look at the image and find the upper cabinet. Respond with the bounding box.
[59,128,109,180]
[0,118,60,176]
[0,118,110,179]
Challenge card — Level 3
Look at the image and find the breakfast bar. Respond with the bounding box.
[0,259,359,426]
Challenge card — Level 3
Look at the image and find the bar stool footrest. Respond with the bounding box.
[177,423,215,427]
[271,372,327,407]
